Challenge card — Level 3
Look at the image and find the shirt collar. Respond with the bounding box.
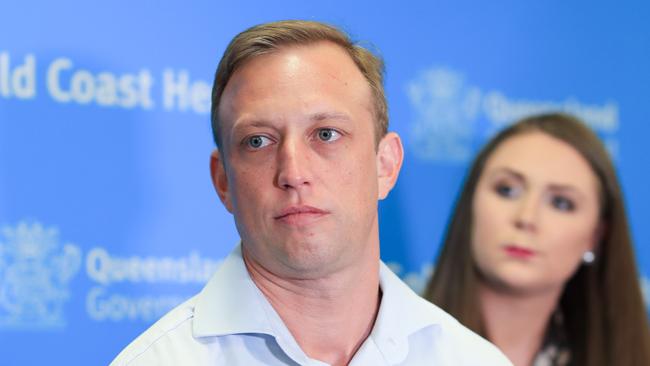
[374,262,442,337]
[192,244,319,365]
[368,262,443,363]
[193,243,444,364]
[193,243,274,337]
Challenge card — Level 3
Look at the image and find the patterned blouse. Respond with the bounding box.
[532,311,572,366]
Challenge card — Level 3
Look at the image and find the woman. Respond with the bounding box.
[424,113,650,366]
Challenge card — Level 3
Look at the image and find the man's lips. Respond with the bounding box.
[274,205,329,225]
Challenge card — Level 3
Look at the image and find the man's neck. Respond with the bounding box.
[243,246,381,366]
[479,283,562,366]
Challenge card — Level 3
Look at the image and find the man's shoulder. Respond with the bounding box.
[377,265,511,365]
[109,296,200,366]
[411,296,512,365]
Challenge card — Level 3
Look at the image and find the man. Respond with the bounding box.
[111,20,512,366]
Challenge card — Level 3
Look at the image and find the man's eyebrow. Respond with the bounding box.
[309,112,351,122]
[231,119,274,133]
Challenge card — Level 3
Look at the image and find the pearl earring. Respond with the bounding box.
[582,251,595,264]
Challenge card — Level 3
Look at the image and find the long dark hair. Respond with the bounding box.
[424,113,650,366]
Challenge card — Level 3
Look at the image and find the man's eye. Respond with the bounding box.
[316,128,341,142]
[551,195,575,212]
[246,135,272,149]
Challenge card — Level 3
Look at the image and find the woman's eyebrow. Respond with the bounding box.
[488,167,525,182]
[547,184,588,203]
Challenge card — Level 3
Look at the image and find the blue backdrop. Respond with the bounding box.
[1,1,648,365]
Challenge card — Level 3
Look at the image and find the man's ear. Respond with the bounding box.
[376,132,404,200]
[210,149,233,213]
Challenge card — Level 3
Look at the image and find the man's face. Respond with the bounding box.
[211,42,401,278]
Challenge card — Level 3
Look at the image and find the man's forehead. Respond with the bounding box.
[227,42,362,89]
[217,42,374,130]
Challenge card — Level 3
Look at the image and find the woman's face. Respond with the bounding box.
[472,131,602,295]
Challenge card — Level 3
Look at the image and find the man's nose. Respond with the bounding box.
[275,139,312,191]
[513,193,539,232]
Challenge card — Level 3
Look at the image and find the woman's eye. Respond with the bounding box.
[551,195,575,212]
[495,183,519,198]
[246,135,272,149]
[316,128,341,142]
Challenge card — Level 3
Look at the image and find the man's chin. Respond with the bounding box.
[278,244,346,277]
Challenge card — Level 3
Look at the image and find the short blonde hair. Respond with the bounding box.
[210,20,387,148]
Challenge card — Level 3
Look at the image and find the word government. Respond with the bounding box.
[86,287,187,322]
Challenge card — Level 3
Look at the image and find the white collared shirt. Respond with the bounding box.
[111,245,512,366]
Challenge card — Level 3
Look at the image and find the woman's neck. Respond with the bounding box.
[478,283,562,366]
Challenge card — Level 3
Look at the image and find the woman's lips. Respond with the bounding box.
[503,245,536,259]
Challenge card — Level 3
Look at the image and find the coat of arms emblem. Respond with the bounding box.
[407,66,482,162]
[0,221,81,329]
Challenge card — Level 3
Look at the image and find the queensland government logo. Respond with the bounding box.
[406,67,481,162]
[406,66,619,162]
[0,221,81,329]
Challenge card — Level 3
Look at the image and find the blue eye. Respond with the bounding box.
[495,183,519,198]
[551,195,575,212]
[246,135,272,149]
[316,128,341,142]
